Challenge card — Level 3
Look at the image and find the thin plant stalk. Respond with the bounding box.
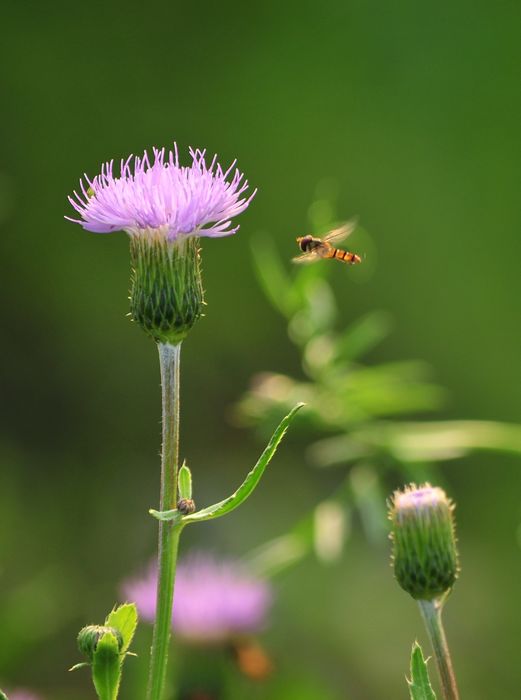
[418,599,459,700]
[147,342,184,700]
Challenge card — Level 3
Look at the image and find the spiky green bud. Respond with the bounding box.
[77,624,124,662]
[129,234,204,344]
[389,483,459,600]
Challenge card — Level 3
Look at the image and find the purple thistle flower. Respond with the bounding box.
[67,145,255,241]
[122,553,272,643]
[8,691,42,700]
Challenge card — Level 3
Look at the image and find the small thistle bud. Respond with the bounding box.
[389,483,459,600]
[77,624,123,662]
[130,234,204,344]
[177,497,196,515]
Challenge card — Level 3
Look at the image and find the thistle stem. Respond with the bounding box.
[147,342,183,700]
[418,599,460,700]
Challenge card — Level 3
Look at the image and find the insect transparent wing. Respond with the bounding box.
[292,252,320,264]
[323,218,358,245]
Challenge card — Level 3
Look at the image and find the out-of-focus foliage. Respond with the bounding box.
[236,198,521,566]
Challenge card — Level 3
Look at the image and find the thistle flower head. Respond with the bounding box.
[389,483,459,600]
[67,144,255,343]
[67,145,255,240]
[122,552,272,643]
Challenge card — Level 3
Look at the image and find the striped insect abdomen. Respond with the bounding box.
[332,248,361,264]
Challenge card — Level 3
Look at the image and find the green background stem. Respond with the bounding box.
[418,599,460,700]
[147,342,183,700]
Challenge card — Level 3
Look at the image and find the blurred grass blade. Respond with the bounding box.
[246,476,353,576]
[0,691,9,700]
[335,310,392,361]
[387,420,521,461]
[311,419,521,469]
[251,234,295,317]
[408,642,437,700]
[183,403,304,523]
[300,277,337,336]
[349,463,387,544]
[365,420,521,463]
[313,500,348,562]
[244,533,308,577]
[105,603,137,655]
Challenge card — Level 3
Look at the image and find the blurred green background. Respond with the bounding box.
[1,0,520,697]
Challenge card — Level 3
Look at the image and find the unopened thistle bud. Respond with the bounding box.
[389,483,459,600]
[77,624,123,662]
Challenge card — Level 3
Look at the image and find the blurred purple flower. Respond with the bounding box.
[9,691,42,700]
[67,145,255,240]
[122,553,272,643]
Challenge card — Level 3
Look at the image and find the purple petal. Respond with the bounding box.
[66,144,256,241]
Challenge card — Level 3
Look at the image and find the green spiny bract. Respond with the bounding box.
[77,624,124,662]
[389,483,459,600]
[129,234,204,344]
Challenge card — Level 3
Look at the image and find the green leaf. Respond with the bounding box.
[69,661,91,671]
[92,631,121,700]
[251,235,295,317]
[105,603,138,655]
[349,463,387,545]
[385,420,521,462]
[408,642,437,700]
[149,508,184,523]
[182,403,304,523]
[299,277,337,338]
[0,690,9,700]
[335,310,392,361]
[178,461,193,500]
[244,532,308,577]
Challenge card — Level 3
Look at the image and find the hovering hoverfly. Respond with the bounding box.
[293,220,361,265]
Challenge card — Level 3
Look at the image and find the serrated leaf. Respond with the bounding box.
[408,642,437,700]
[105,603,138,655]
[182,403,304,523]
[92,631,121,700]
[178,462,192,500]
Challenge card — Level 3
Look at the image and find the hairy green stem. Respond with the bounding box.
[147,342,183,700]
[418,599,459,700]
